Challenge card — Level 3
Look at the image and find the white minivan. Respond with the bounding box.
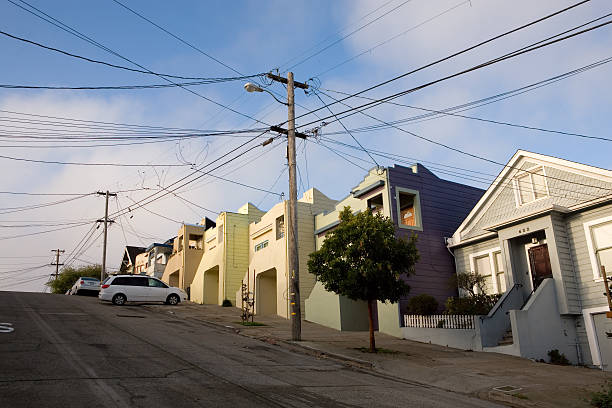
[99,275,187,306]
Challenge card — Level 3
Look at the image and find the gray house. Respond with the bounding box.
[144,240,173,279]
[305,164,484,335]
[447,150,612,368]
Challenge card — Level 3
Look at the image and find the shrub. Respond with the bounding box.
[222,299,232,307]
[46,265,101,294]
[548,349,570,365]
[444,293,501,315]
[406,294,439,315]
[591,382,612,408]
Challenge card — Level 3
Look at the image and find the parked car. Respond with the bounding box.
[98,275,187,306]
[69,277,100,296]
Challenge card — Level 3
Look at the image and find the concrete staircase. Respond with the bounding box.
[497,329,514,346]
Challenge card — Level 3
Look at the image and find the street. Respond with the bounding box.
[0,292,501,407]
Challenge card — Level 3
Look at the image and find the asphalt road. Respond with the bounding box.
[0,292,501,407]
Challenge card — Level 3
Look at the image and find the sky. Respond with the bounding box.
[0,0,610,292]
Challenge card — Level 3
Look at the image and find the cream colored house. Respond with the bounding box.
[161,219,215,292]
[190,203,264,305]
[236,188,336,318]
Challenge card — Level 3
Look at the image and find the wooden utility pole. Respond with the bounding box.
[265,72,308,341]
[50,249,65,280]
[97,191,117,282]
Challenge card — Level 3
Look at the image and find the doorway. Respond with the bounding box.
[203,266,220,304]
[257,268,277,315]
[528,244,552,290]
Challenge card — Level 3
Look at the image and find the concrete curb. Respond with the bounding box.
[183,315,376,369]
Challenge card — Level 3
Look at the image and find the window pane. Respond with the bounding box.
[592,222,612,250]
[475,255,493,294]
[399,193,416,226]
[494,252,504,272]
[517,175,532,204]
[218,225,224,244]
[598,248,612,275]
[532,170,548,199]
[276,216,285,240]
[496,271,506,293]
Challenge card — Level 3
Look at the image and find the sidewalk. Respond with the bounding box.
[150,302,611,407]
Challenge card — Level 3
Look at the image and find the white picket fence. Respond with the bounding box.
[403,314,476,330]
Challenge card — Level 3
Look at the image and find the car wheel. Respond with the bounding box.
[112,294,127,306]
[166,294,180,306]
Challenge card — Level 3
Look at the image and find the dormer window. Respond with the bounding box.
[515,167,548,205]
[395,187,422,230]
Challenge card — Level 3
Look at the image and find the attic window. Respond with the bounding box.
[367,194,384,215]
[276,215,285,240]
[188,234,203,250]
[395,187,422,230]
[515,167,548,205]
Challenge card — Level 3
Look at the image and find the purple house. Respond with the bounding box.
[305,164,484,334]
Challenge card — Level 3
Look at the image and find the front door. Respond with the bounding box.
[593,313,612,371]
[528,244,552,290]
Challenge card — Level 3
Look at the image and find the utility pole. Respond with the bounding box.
[266,72,309,341]
[50,249,65,280]
[97,191,117,282]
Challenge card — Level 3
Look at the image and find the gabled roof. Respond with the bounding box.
[450,150,612,246]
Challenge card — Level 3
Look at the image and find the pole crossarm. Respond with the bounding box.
[269,125,308,140]
[267,73,309,90]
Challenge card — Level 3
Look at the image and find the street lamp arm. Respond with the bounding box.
[262,89,289,106]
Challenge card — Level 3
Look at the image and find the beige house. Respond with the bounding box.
[190,203,264,305]
[237,188,336,318]
[161,219,215,292]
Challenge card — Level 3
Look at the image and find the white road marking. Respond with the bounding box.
[0,322,14,333]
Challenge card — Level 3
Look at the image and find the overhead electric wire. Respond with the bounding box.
[296,15,612,130]
[320,54,612,138]
[285,0,415,71]
[312,90,379,167]
[315,0,470,77]
[291,0,592,125]
[0,193,94,215]
[0,154,194,167]
[0,221,93,241]
[0,80,262,90]
[277,0,395,70]
[110,0,243,76]
[8,0,271,126]
[0,29,263,81]
[315,88,612,197]
[320,87,612,143]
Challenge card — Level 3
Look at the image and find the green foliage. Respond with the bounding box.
[591,382,612,408]
[222,299,232,307]
[46,264,101,294]
[307,207,419,303]
[406,294,439,315]
[547,349,570,365]
[449,272,487,297]
[444,293,502,315]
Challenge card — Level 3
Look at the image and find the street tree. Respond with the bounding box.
[46,264,101,294]
[307,207,419,352]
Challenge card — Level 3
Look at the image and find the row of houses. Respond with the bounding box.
[118,150,612,371]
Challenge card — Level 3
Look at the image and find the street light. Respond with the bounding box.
[244,82,288,105]
[244,73,307,341]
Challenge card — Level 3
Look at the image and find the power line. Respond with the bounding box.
[277,0,395,70]
[318,86,612,143]
[110,0,243,76]
[312,90,379,168]
[0,29,262,81]
[292,0,593,125]
[315,0,470,77]
[297,15,612,129]
[8,0,271,126]
[285,0,415,71]
[0,154,193,167]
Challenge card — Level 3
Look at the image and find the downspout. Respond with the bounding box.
[384,168,393,222]
[286,200,290,319]
[222,213,226,305]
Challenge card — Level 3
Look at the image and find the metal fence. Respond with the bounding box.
[403,314,476,330]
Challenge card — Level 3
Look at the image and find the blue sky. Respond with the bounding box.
[1,0,611,291]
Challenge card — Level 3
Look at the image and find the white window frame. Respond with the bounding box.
[584,214,612,281]
[513,165,550,207]
[254,240,269,252]
[394,187,423,231]
[583,306,609,367]
[468,247,504,295]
